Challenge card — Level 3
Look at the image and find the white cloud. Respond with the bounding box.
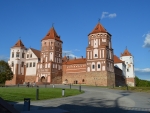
[143,32,150,48]
[101,12,117,19]
[62,50,79,59]
[0,55,9,61]
[135,68,150,73]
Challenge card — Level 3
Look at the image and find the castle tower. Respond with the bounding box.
[120,48,135,86]
[36,26,63,84]
[86,22,115,86]
[6,39,26,85]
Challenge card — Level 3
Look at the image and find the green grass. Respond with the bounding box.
[110,86,150,93]
[0,87,83,102]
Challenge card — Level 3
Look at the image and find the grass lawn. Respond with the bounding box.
[0,87,83,102]
[110,86,150,93]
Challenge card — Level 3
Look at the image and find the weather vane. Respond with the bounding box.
[98,18,101,22]
[52,23,54,27]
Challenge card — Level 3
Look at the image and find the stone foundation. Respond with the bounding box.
[126,77,135,87]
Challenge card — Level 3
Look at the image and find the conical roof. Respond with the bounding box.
[114,55,124,63]
[89,22,107,35]
[121,49,132,56]
[42,27,62,42]
[12,39,25,48]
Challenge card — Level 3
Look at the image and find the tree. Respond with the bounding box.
[0,60,13,84]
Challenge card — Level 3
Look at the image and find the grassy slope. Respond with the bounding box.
[0,87,83,102]
[111,87,150,93]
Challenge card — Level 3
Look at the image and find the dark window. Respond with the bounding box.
[11,62,14,67]
[33,62,35,67]
[30,54,32,58]
[30,62,32,67]
[98,64,100,68]
[26,63,28,68]
[21,62,24,67]
[127,69,129,72]
[12,52,14,58]
[95,54,97,57]
[92,65,95,69]
[16,52,19,57]
[22,53,24,58]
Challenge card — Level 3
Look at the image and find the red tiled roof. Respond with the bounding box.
[89,22,107,35]
[63,58,86,65]
[121,49,132,56]
[30,48,41,58]
[12,39,25,48]
[114,55,124,63]
[42,27,62,42]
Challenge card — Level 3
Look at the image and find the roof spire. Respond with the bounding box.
[52,23,54,27]
[126,46,127,50]
[98,18,101,23]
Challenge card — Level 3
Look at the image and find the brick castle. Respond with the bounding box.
[6,22,135,86]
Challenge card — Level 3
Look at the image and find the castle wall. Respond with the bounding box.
[114,67,126,87]
[62,71,115,86]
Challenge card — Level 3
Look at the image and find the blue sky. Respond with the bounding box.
[0,0,150,80]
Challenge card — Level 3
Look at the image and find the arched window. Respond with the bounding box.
[98,64,100,68]
[92,65,95,69]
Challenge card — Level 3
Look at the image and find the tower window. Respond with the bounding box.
[98,64,100,68]
[21,62,24,67]
[16,52,19,57]
[95,54,97,57]
[30,54,32,58]
[11,62,14,67]
[22,53,24,58]
[92,65,95,69]
[30,62,32,67]
[33,62,35,67]
[12,52,14,58]
[127,69,129,72]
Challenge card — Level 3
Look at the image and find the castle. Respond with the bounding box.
[6,22,135,86]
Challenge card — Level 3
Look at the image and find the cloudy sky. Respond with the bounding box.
[0,0,150,80]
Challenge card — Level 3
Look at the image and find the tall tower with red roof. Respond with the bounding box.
[36,26,63,84]
[86,22,115,86]
[120,48,135,86]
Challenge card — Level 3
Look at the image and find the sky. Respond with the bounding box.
[0,0,150,80]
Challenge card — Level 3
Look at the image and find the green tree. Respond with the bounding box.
[0,60,13,84]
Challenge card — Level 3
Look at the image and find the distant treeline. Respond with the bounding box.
[135,76,150,87]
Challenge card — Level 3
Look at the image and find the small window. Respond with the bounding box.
[12,52,14,58]
[30,54,32,58]
[127,69,129,72]
[16,52,19,57]
[30,62,32,67]
[33,62,35,67]
[22,53,24,58]
[21,62,24,67]
[92,65,95,69]
[11,62,14,67]
[26,63,28,68]
[27,54,29,58]
[95,54,97,57]
[98,64,100,68]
